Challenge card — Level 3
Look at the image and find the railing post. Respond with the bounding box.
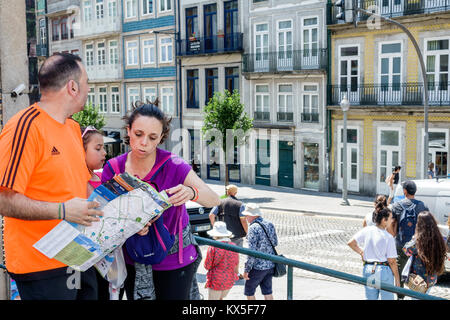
[287,265,293,300]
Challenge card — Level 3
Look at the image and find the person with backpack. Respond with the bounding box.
[402,211,447,296]
[101,101,220,300]
[388,180,429,299]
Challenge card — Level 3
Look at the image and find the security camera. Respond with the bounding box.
[11,83,26,98]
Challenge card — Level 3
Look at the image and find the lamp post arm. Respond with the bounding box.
[353,7,430,178]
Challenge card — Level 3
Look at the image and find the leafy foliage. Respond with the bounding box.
[72,103,106,130]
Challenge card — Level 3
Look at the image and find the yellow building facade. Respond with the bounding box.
[327,6,450,196]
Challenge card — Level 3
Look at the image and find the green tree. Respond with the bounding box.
[202,90,253,190]
[72,103,106,130]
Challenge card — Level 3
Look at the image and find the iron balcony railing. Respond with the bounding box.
[328,83,450,106]
[277,112,294,122]
[254,111,270,121]
[36,44,48,57]
[242,49,328,73]
[194,236,445,300]
[328,0,450,25]
[301,112,320,123]
[177,32,243,56]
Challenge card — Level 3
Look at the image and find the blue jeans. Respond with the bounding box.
[363,264,395,300]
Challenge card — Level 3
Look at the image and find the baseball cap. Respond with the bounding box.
[402,180,417,195]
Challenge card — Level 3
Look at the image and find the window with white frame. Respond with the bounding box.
[95,0,104,19]
[277,20,292,58]
[277,84,293,121]
[83,0,92,22]
[143,87,157,104]
[108,0,117,17]
[142,0,153,15]
[255,84,269,121]
[161,87,174,114]
[160,37,173,63]
[39,18,46,45]
[303,17,318,58]
[302,84,319,122]
[111,86,120,113]
[125,0,138,18]
[142,39,155,65]
[97,42,106,65]
[425,38,449,91]
[126,40,138,66]
[87,87,95,106]
[85,43,94,66]
[99,87,108,113]
[255,23,269,63]
[109,40,119,65]
[379,42,402,92]
[128,87,140,110]
[160,0,171,12]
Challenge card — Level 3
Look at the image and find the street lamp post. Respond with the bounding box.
[340,95,350,206]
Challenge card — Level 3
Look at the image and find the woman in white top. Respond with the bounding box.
[348,205,400,300]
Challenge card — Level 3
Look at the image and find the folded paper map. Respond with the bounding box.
[33,173,171,272]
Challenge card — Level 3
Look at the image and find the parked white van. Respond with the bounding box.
[393,179,450,272]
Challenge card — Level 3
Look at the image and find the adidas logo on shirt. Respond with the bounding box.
[51,146,60,155]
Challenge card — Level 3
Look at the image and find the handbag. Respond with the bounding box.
[255,221,286,278]
[401,255,428,294]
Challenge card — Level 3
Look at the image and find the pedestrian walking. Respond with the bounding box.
[427,162,435,179]
[204,222,239,300]
[363,195,387,228]
[348,207,400,300]
[386,166,401,205]
[387,180,429,299]
[0,53,103,300]
[242,203,278,300]
[402,211,447,296]
[209,185,248,247]
[100,101,220,300]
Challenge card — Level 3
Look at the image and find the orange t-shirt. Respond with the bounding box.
[0,104,90,275]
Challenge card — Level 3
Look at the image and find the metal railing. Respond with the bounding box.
[327,0,450,25]
[194,235,445,300]
[178,33,243,56]
[328,83,450,106]
[242,49,328,73]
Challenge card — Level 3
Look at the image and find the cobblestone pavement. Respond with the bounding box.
[249,209,450,299]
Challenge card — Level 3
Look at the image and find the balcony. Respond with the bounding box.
[277,112,294,122]
[254,111,270,121]
[86,63,122,81]
[178,33,243,56]
[36,44,48,57]
[74,17,121,38]
[301,112,320,123]
[328,83,450,106]
[328,0,450,25]
[242,49,327,73]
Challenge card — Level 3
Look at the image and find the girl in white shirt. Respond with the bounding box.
[348,205,400,300]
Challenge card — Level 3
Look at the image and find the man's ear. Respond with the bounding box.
[67,79,78,97]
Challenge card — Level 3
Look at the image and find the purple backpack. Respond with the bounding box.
[106,154,175,265]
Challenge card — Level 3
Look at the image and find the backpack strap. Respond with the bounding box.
[106,157,121,176]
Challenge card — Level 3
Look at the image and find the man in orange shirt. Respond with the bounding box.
[0,53,103,300]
